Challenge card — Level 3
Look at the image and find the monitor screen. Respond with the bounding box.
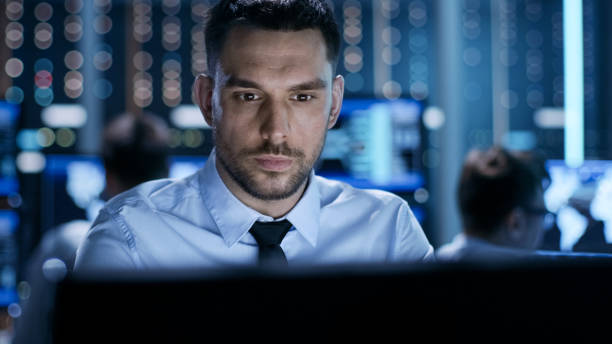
[318,98,426,222]
[42,155,106,231]
[544,160,612,251]
[0,101,20,306]
[318,98,425,192]
[0,101,19,196]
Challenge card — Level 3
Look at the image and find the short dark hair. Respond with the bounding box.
[102,112,170,189]
[205,0,340,74]
[457,146,545,237]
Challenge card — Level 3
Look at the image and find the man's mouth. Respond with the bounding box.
[254,155,293,172]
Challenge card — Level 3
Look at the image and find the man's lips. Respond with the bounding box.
[253,155,293,172]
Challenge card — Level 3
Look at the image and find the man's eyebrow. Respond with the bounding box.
[289,78,328,92]
[223,76,328,91]
[224,76,261,89]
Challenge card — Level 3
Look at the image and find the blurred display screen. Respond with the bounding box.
[42,155,105,231]
[318,98,425,192]
[0,102,19,196]
[545,160,612,251]
[0,101,19,306]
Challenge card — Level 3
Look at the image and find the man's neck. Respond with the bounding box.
[215,157,307,219]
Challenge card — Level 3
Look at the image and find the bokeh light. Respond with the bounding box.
[37,127,55,148]
[34,58,53,73]
[64,15,83,42]
[34,88,54,107]
[94,79,113,99]
[34,22,54,50]
[191,1,209,23]
[344,46,363,73]
[382,81,402,100]
[134,72,153,108]
[5,22,24,50]
[35,70,53,89]
[65,0,83,14]
[162,16,182,51]
[133,1,153,43]
[183,129,203,148]
[5,58,24,78]
[6,1,24,21]
[94,15,113,35]
[64,71,83,98]
[345,73,364,92]
[133,51,153,71]
[93,50,113,71]
[34,2,53,22]
[56,128,76,148]
[64,50,84,70]
[5,87,24,104]
[162,0,181,16]
[94,0,112,14]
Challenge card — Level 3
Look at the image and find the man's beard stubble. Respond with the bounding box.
[215,133,326,201]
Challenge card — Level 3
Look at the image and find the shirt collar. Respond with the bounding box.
[200,149,320,248]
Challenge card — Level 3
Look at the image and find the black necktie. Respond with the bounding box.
[249,220,292,267]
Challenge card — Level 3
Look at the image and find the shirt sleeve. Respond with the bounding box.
[74,208,140,272]
[392,202,435,262]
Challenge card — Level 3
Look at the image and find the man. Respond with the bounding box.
[75,0,433,271]
[436,146,550,262]
[14,112,170,344]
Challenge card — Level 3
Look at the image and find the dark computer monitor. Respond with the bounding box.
[52,260,612,342]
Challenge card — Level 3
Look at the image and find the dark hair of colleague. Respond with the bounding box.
[102,112,170,198]
[457,146,548,250]
[204,0,340,72]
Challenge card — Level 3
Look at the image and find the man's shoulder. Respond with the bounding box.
[315,175,407,208]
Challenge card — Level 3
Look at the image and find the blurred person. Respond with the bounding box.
[14,112,170,344]
[436,146,550,262]
[75,0,433,272]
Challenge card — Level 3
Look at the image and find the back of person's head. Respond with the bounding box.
[205,0,340,73]
[102,112,170,194]
[458,146,547,247]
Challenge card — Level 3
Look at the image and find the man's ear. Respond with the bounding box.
[328,75,344,129]
[193,74,214,127]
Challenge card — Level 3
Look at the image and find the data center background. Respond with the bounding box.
[0,0,611,309]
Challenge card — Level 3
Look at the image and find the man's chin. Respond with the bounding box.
[247,180,296,200]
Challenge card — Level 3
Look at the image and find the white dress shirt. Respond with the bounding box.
[75,150,434,271]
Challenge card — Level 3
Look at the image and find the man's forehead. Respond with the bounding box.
[224,26,325,52]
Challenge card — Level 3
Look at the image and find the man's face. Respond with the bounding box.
[198,27,343,200]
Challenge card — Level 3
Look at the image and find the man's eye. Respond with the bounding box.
[239,93,259,101]
[294,94,313,102]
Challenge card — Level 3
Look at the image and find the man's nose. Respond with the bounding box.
[259,99,290,144]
